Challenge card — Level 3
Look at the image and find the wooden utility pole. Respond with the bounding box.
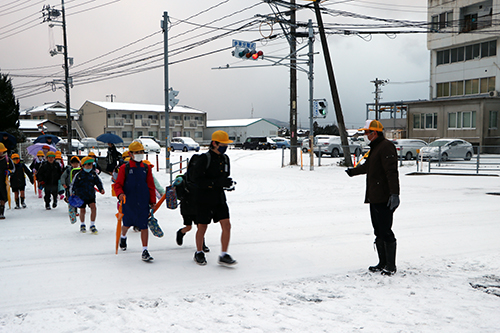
[312,1,352,167]
[289,0,298,165]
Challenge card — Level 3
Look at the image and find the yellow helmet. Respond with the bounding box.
[128,141,144,152]
[88,151,96,157]
[11,153,20,159]
[81,156,94,165]
[0,143,6,153]
[55,151,62,159]
[211,130,233,144]
[46,151,56,158]
[36,150,44,157]
[359,119,384,132]
[122,150,129,158]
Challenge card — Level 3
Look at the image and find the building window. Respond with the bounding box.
[413,114,421,129]
[148,115,158,120]
[425,113,437,129]
[437,82,450,97]
[448,111,476,129]
[450,80,464,96]
[106,131,116,135]
[184,115,191,121]
[437,40,496,66]
[122,131,132,138]
[489,111,498,129]
[135,114,142,119]
[183,131,191,137]
[194,131,203,138]
[135,131,143,137]
[173,131,181,137]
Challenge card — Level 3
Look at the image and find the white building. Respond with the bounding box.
[205,118,279,143]
[78,101,206,145]
[407,0,500,150]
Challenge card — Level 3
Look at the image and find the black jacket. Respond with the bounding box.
[191,149,230,205]
[351,136,399,204]
[37,161,62,187]
[10,162,33,189]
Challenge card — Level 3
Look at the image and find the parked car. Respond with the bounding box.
[242,136,276,150]
[139,136,161,145]
[270,137,290,149]
[57,139,84,151]
[419,138,474,161]
[392,139,428,160]
[351,136,370,154]
[81,137,99,149]
[138,138,161,154]
[314,135,362,157]
[170,137,200,152]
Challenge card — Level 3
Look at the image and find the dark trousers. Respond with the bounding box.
[369,203,396,243]
[44,185,58,205]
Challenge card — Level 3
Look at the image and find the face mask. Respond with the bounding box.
[217,145,228,154]
[83,167,92,173]
[364,134,371,143]
[13,160,20,164]
[133,154,144,162]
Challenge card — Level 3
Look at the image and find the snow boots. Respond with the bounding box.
[369,239,397,276]
[21,197,26,208]
[0,205,5,219]
[381,241,397,276]
[368,238,386,272]
[14,198,21,209]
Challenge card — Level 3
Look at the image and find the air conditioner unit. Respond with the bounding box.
[489,90,499,97]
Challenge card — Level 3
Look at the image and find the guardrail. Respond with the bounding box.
[416,145,500,174]
[169,155,189,185]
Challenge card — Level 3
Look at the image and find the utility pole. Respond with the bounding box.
[290,0,298,165]
[371,78,388,120]
[43,2,72,155]
[312,0,352,167]
[162,12,170,175]
[307,19,314,171]
[61,0,71,155]
[106,94,116,102]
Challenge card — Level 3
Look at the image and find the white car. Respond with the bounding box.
[392,139,428,160]
[314,135,362,157]
[57,139,84,150]
[419,138,474,161]
[81,137,99,148]
[138,138,161,154]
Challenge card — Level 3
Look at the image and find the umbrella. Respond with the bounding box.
[34,134,60,145]
[26,143,57,156]
[0,131,17,149]
[96,133,123,144]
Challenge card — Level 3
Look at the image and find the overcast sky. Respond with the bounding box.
[1,0,429,129]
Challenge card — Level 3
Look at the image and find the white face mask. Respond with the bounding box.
[133,154,144,162]
[364,134,371,143]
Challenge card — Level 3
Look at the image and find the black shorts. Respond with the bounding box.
[182,214,196,226]
[80,199,96,209]
[196,202,230,225]
[11,186,26,192]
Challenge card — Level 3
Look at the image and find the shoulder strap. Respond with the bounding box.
[204,151,211,169]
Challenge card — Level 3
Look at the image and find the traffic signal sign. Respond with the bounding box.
[232,47,263,60]
[168,88,179,108]
[313,99,328,118]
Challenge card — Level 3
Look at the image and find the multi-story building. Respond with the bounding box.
[407,0,500,149]
[78,101,206,144]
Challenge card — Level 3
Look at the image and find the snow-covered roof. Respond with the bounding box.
[86,101,205,114]
[19,119,46,130]
[207,118,279,128]
[22,101,77,114]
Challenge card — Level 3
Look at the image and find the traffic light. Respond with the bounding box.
[313,99,328,118]
[232,47,263,60]
[168,88,179,108]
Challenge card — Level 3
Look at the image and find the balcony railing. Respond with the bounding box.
[184,121,198,129]
[107,119,124,127]
[134,119,151,127]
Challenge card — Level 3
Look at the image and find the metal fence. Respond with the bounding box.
[415,145,500,175]
[169,156,189,185]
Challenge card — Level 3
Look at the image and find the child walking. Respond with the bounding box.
[37,151,62,210]
[0,143,15,219]
[9,153,34,209]
[71,156,105,234]
[30,150,45,198]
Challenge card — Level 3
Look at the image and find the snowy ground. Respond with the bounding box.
[1,149,499,332]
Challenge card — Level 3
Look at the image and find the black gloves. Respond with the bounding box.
[387,194,400,211]
[345,168,354,177]
[214,177,233,188]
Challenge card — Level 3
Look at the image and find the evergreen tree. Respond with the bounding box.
[0,72,23,142]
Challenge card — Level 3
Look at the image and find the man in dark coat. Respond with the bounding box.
[346,120,400,276]
[105,143,121,173]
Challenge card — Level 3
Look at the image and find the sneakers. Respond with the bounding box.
[202,240,210,253]
[218,254,237,266]
[45,204,51,210]
[119,237,127,250]
[52,202,57,208]
[176,229,185,246]
[142,250,154,262]
[194,251,207,266]
[21,200,27,209]
[14,205,21,210]
[80,225,86,233]
[90,225,98,234]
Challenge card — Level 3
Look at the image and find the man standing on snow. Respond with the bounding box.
[191,130,236,266]
[345,120,400,275]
